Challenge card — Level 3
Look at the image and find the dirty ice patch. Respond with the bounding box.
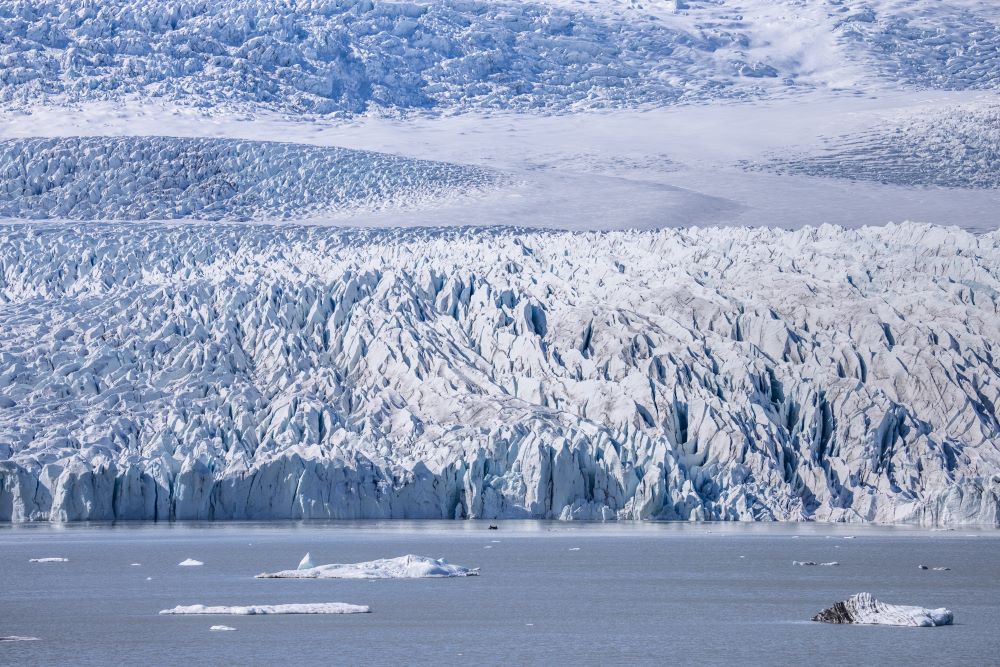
[256,555,478,579]
[0,136,504,221]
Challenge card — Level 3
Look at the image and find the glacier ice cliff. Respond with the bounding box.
[0,222,998,524]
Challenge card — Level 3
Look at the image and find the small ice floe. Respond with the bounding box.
[297,553,315,570]
[843,536,855,540]
[130,563,141,567]
[146,577,153,581]
[160,603,370,616]
[256,555,478,580]
[484,546,492,549]
[210,625,236,631]
[0,636,40,642]
[29,557,68,563]
[178,559,204,567]
[793,561,839,566]
[812,592,953,627]
[918,565,951,571]
[568,547,581,551]
[491,540,500,543]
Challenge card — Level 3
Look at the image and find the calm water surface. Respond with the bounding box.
[1,522,998,666]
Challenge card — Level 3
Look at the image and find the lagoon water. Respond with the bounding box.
[1,522,998,666]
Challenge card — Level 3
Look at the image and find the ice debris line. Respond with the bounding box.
[0,222,999,525]
[160,603,370,616]
[257,555,478,579]
[812,593,953,627]
[0,137,503,222]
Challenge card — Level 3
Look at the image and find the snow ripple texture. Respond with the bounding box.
[0,0,767,116]
[812,592,953,627]
[746,105,1000,189]
[0,136,502,221]
[0,223,999,525]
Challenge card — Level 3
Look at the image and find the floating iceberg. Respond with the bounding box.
[297,553,315,570]
[29,557,68,563]
[812,593,953,627]
[256,555,478,580]
[160,603,370,616]
[0,636,40,642]
[793,561,838,566]
[209,626,236,632]
[178,559,204,567]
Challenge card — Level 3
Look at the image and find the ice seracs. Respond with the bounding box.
[0,223,998,526]
[257,555,478,580]
[812,593,953,627]
[160,603,370,615]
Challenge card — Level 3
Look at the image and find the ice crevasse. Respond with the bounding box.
[0,222,998,525]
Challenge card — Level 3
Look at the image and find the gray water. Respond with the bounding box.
[1,522,998,666]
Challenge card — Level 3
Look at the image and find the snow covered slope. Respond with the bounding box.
[746,104,1000,189]
[1,222,997,524]
[0,136,503,221]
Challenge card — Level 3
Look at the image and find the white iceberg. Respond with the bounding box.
[793,560,838,566]
[178,559,204,567]
[210,626,236,631]
[256,555,478,580]
[297,553,315,570]
[0,636,40,642]
[160,603,370,616]
[812,593,953,627]
[29,557,68,563]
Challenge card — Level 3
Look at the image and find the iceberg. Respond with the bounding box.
[812,593,953,627]
[160,603,370,616]
[0,636,40,642]
[256,555,478,580]
[29,557,68,563]
[209,626,236,632]
[178,559,204,567]
[297,553,315,570]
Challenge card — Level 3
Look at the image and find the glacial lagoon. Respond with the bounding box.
[1,522,998,665]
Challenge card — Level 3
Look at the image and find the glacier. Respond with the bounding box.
[0,221,998,525]
[0,136,504,221]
